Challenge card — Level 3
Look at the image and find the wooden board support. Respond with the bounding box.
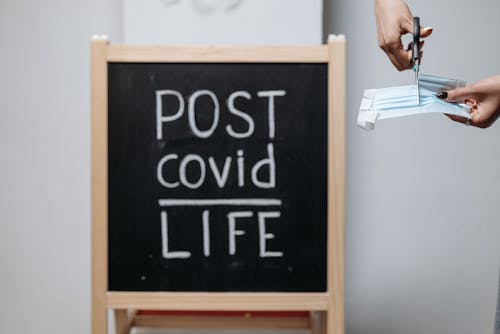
[107,292,329,311]
[106,45,329,63]
[112,310,325,333]
[133,311,312,330]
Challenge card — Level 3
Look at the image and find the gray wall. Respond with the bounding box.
[1,0,499,334]
[0,1,122,333]
[324,0,500,333]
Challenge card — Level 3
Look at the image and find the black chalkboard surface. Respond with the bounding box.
[108,63,328,292]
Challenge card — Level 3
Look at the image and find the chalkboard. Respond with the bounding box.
[108,63,328,292]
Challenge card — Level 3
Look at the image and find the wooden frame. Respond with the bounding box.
[91,35,345,334]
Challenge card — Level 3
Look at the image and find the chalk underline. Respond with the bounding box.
[158,198,282,206]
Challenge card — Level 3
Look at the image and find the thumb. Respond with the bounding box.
[436,86,474,103]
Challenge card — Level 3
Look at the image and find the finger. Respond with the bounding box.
[406,41,424,53]
[469,104,499,128]
[401,18,433,37]
[420,27,433,38]
[390,41,413,70]
[385,34,426,71]
[418,40,425,50]
[445,103,494,128]
[436,86,475,103]
[385,42,413,71]
[408,41,425,51]
[445,114,475,126]
[445,114,468,123]
[386,52,410,71]
[396,47,414,70]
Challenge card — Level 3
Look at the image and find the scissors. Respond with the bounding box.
[412,16,420,104]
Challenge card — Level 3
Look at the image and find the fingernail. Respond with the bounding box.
[423,27,433,31]
[436,91,448,99]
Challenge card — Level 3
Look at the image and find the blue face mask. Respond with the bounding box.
[358,74,471,130]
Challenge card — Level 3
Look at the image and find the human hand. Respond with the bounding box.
[375,0,433,71]
[438,75,500,128]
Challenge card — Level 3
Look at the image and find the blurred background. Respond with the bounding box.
[1,0,500,333]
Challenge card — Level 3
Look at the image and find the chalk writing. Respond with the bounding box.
[156,88,285,259]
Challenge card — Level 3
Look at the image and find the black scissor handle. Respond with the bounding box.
[412,16,420,63]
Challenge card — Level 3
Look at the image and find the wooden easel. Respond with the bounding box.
[91,34,345,334]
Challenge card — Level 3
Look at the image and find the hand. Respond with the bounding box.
[438,75,500,128]
[375,0,433,71]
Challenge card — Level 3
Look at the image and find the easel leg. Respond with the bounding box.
[310,311,325,334]
[327,308,343,334]
[114,309,135,334]
[92,299,107,334]
[311,311,327,334]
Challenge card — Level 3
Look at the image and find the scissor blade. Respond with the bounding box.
[413,16,421,105]
[415,65,420,105]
